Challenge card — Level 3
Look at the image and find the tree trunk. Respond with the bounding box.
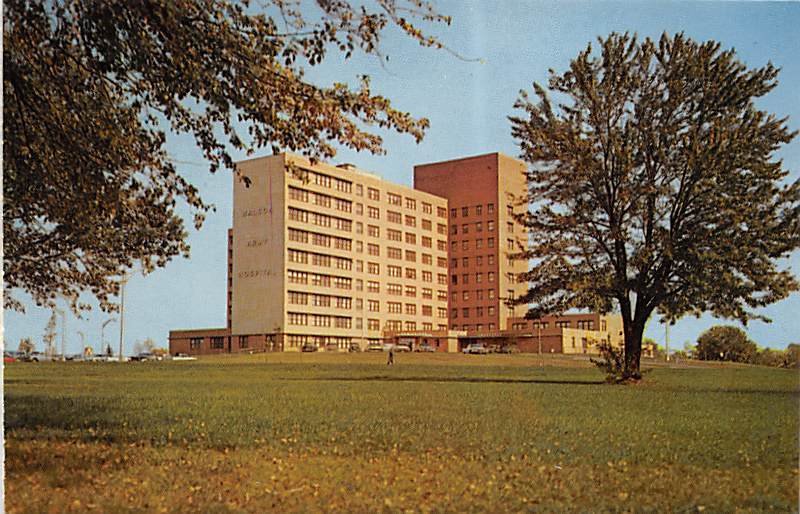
[622,316,645,380]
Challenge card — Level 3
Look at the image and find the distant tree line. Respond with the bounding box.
[649,325,799,368]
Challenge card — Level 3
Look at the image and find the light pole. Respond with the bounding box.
[118,274,130,362]
[77,331,86,357]
[55,308,66,360]
[538,322,543,368]
[101,318,117,356]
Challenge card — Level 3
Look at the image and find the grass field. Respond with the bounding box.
[4,353,799,513]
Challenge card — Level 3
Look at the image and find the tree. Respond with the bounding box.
[133,337,157,355]
[43,311,57,358]
[784,344,800,369]
[509,32,799,380]
[17,337,35,355]
[695,326,757,363]
[4,0,452,312]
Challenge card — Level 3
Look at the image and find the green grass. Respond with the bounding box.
[5,353,799,513]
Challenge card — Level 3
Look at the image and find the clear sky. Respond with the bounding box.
[5,1,799,355]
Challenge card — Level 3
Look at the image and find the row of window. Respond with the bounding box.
[288,312,353,328]
[450,272,498,285]
[300,168,353,194]
[509,320,601,331]
[451,306,497,319]
[356,185,446,218]
[286,335,352,348]
[288,207,352,232]
[451,204,518,219]
[452,323,496,331]
[451,289,498,302]
[287,270,352,290]
[451,255,496,268]
[288,186,351,213]
[288,291,353,309]
[288,248,352,270]
[288,228,351,251]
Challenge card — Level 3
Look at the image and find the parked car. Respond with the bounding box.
[462,343,489,355]
[131,352,157,362]
[496,345,520,354]
[394,344,411,353]
[171,353,197,361]
[26,351,54,362]
[416,343,436,353]
[348,343,362,353]
[366,343,383,352]
[301,344,318,353]
[4,352,17,363]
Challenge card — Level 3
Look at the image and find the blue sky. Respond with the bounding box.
[5,1,799,355]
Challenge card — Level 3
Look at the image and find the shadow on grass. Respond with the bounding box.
[283,375,605,385]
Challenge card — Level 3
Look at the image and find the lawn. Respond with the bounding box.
[4,353,799,513]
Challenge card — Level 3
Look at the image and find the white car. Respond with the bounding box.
[462,344,489,355]
[171,353,197,361]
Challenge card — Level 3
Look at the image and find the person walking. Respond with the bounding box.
[387,345,395,366]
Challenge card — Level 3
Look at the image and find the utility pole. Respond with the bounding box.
[118,274,130,362]
[665,323,670,362]
[537,322,543,368]
[55,308,66,360]
[77,331,86,357]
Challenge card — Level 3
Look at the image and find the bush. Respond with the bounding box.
[590,342,626,383]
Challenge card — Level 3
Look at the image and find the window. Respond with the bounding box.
[367,225,379,237]
[462,273,469,284]
[422,305,433,316]
[488,220,495,232]
[451,274,458,285]
[368,300,380,312]
[476,205,482,215]
[288,312,308,325]
[387,247,402,259]
[451,258,458,269]
[356,279,364,291]
[190,337,202,350]
[422,202,432,214]
[356,299,363,310]
[405,197,416,210]
[488,203,494,213]
[405,285,416,297]
[239,336,248,348]
[488,306,495,316]
[437,290,447,301]
[405,268,416,279]
[556,321,570,328]
[451,225,458,235]
[437,206,447,218]
[462,206,469,217]
[462,257,469,267]
[387,210,402,224]
[476,273,483,283]
[422,271,432,282]
[405,232,416,245]
[451,308,458,319]
[476,307,484,317]
[367,262,380,275]
[476,222,483,232]
[387,283,402,295]
[508,205,514,216]
[462,224,469,234]
[488,272,495,282]
[437,224,447,235]
[488,289,495,299]
[422,236,432,248]
[476,290,484,300]
[437,239,447,251]
[367,206,380,219]
[387,228,402,241]
[437,307,447,318]
[387,302,401,313]
[356,184,363,196]
[462,291,469,300]
[438,273,447,285]
[367,280,380,293]
[405,250,416,262]
[211,337,225,349]
[367,243,380,256]
[422,288,433,299]
[476,256,483,267]
[405,304,416,315]
[422,219,432,231]
[388,265,402,277]
[367,319,380,331]
[488,238,495,248]
[368,188,380,201]
[462,240,469,250]
[475,239,483,249]
[532,321,549,329]
[488,255,495,265]
[450,208,457,218]
[289,291,308,305]
[507,222,514,233]
[422,253,432,265]
[577,320,595,330]
[387,192,401,205]
[507,238,515,250]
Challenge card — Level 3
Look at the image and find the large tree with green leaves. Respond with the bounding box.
[4,0,450,312]
[695,326,757,363]
[510,32,799,380]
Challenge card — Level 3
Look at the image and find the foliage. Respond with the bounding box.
[132,337,157,355]
[785,344,800,369]
[510,32,800,380]
[4,0,451,312]
[695,325,757,363]
[589,341,626,382]
[17,337,35,355]
[42,311,57,357]
[4,355,798,512]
